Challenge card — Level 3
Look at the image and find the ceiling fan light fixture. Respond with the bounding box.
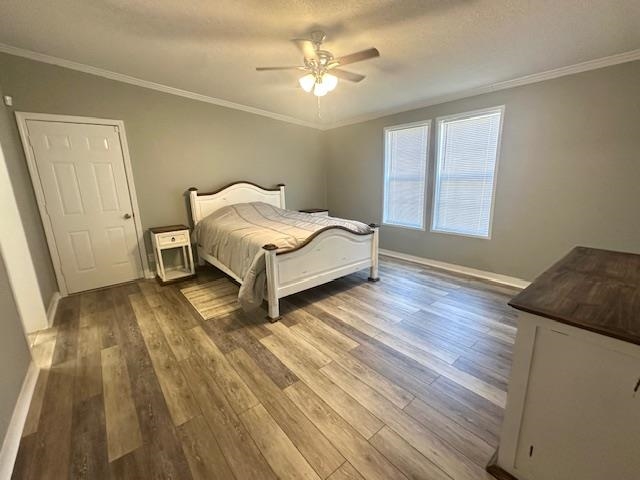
[298,73,315,92]
[313,81,328,97]
[322,73,338,92]
[258,31,377,97]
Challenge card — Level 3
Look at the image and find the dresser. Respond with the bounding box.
[489,247,640,480]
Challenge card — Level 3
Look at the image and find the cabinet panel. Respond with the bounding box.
[515,328,640,480]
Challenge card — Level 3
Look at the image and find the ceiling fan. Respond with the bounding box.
[256,31,380,97]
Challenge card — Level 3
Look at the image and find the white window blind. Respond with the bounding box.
[383,122,430,229]
[432,107,503,238]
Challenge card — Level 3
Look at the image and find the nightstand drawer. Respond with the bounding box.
[157,231,189,247]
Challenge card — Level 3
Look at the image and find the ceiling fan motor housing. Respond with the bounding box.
[309,30,327,46]
[316,50,333,64]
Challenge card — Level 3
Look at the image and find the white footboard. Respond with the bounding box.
[263,225,379,320]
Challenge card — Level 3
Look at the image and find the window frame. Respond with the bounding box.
[430,105,505,240]
[382,119,432,231]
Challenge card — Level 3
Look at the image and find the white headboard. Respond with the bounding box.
[189,181,286,225]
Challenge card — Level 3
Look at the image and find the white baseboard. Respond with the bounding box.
[0,362,39,480]
[46,292,61,328]
[379,248,530,289]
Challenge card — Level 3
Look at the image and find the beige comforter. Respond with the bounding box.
[194,202,372,310]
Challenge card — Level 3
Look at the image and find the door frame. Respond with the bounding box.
[15,112,150,296]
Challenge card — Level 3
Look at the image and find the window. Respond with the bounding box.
[383,121,430,229]
[431,107,504,238]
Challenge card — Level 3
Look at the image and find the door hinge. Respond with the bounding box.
[529,445,534,457]
[114,125,120,134]
[26,135,33,148]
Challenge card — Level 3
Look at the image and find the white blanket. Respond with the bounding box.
[194,202,372,309]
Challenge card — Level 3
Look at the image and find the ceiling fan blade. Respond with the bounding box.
[292,39,318,60]
[256,66,305,71]
[331,69,365,83]
[335,48,380,66]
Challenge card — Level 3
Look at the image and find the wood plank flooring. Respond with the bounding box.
[12,256,518,480]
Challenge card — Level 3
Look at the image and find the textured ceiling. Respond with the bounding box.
[1,0,639,127]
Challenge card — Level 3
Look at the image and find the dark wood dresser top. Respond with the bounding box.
[509,246,640,345]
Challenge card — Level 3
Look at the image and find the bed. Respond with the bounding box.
[188,181,379,321]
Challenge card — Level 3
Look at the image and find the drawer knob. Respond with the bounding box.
[171,237,175,242]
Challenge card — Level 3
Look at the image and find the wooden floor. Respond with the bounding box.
[13,257,519,480]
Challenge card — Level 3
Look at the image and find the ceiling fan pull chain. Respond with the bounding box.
[316,95,322,120]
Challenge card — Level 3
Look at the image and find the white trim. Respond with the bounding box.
[114,119,153,279]
[0,362,39,480]
[45,291,60,328]
[430,105,505,240]
[379,248,530,289]
[0,123,48,333]
[14,112,150,296]
[433,104,505,125]
[1,43,638,131]
[383,119,433,131]
[324,49,640,130]
[0,43,320,130]
[382,120,431,231]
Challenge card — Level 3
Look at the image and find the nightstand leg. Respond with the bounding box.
[186,243,195,274]
[156,245,166,281]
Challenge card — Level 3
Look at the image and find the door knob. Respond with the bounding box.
[123,213,132,219]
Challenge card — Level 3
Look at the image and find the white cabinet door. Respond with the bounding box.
[515,328,640,480]
[26,120,142,293]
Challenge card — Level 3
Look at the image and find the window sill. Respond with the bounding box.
[430,228,491,240]
[382,222,426,232]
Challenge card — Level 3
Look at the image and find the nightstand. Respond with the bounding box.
[299,208,329,217]
[150,224,196,285]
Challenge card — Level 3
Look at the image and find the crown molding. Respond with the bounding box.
[0,43,323,130]
[322,48,640,130]
[1,43,638,132]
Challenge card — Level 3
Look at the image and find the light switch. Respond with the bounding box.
[3,95,13,106]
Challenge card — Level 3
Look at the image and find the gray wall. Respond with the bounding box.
[325,61,640,281]
[0,52,327,273]
[0,251,31,444]
[1,51,638,288]
[0,81,57,306]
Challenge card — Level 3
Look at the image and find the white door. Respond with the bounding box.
[26,120,143,294]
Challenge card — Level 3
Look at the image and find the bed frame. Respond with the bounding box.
[188,181,379,321]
